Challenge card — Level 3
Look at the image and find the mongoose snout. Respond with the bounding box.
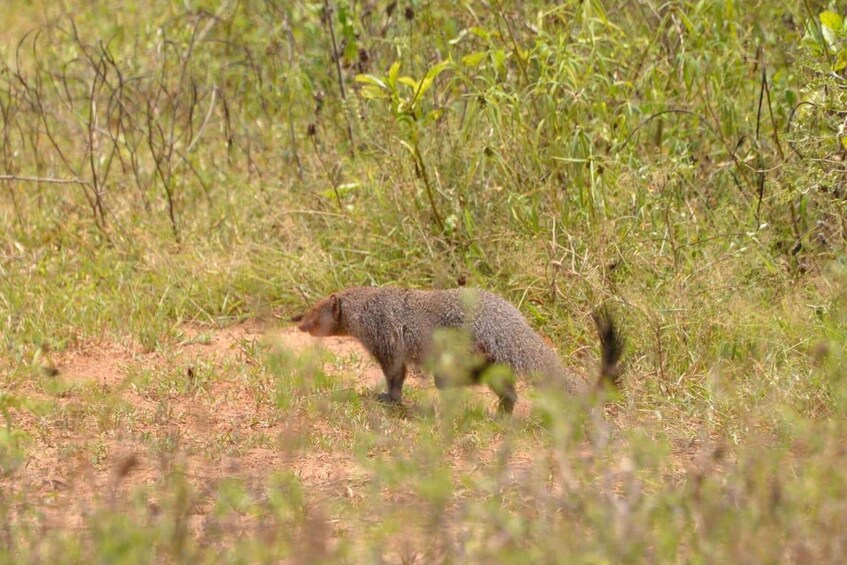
[294,286,623,414]
[294,295,341,337]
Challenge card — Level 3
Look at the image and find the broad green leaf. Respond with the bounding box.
[355,74,387,89]
[359,85,389,99]
[387,60,401,88]
[492,49,507,70]
[343,39,358,61]
[424,60,451,81]
[468,26,491,41]
[680,12,694,34]
[414,60,451,103]
[414,79,434,107]
[461,52,487,67]
[421,108,444,126]
[448,29,467,45]
[337,4,350,26]
[398,77,419,90]
[399,140,417,158]
[820,11,843,31]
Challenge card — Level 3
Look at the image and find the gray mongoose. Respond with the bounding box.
[292,287,623,414]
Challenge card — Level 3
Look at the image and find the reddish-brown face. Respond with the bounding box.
[294,294,342,337]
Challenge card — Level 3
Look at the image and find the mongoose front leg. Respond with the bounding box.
[377,359,407,404]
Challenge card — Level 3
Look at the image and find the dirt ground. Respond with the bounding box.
[4,322,544,536]
[0,318,719,565]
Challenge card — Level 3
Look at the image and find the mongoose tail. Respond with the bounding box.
[591,306,624,391]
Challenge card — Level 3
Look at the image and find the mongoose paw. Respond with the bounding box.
[376,392,402,405]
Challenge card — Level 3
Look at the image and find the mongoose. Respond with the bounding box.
[292,287,623,414]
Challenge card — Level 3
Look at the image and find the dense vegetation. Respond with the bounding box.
[3,0,847,561]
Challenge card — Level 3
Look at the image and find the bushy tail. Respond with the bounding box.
[591,306,624,390]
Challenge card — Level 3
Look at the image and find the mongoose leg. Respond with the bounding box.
[434,361,488,390]
[377,360,407,404]
[493,383,517,415]
[472,362,517,415]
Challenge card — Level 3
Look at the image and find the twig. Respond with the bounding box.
[755,56,766,225]
[309,131,343,208]
[0,174,89,185]
[786,101,817,159]
[186,86,217,154]
[323,0,356,156]
[281,8,304,180]
[412,142,445,232]
[762,66,784,160]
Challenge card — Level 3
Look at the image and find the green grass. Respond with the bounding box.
[3,0,847,561]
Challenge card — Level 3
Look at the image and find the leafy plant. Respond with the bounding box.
[357,59,452,231]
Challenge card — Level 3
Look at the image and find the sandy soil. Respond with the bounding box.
[4,322,546,537]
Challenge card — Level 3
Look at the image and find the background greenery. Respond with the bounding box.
[3,0,847,561]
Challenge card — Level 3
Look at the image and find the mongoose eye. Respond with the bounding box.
[290,313,304,322]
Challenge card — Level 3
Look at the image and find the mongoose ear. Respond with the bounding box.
[330,294,342,321]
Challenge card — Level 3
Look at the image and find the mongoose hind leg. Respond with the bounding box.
[472,363,517,415]
[493,383,517,415]
[377,359,407,404]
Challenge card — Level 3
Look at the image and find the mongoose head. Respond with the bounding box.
[293,294,343,337]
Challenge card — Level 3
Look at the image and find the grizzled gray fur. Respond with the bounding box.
[294,287,622,414]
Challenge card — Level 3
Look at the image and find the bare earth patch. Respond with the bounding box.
[4,325,365,528]
[4,322,631,550]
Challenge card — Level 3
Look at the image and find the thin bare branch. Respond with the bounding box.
[0,174,90,185]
